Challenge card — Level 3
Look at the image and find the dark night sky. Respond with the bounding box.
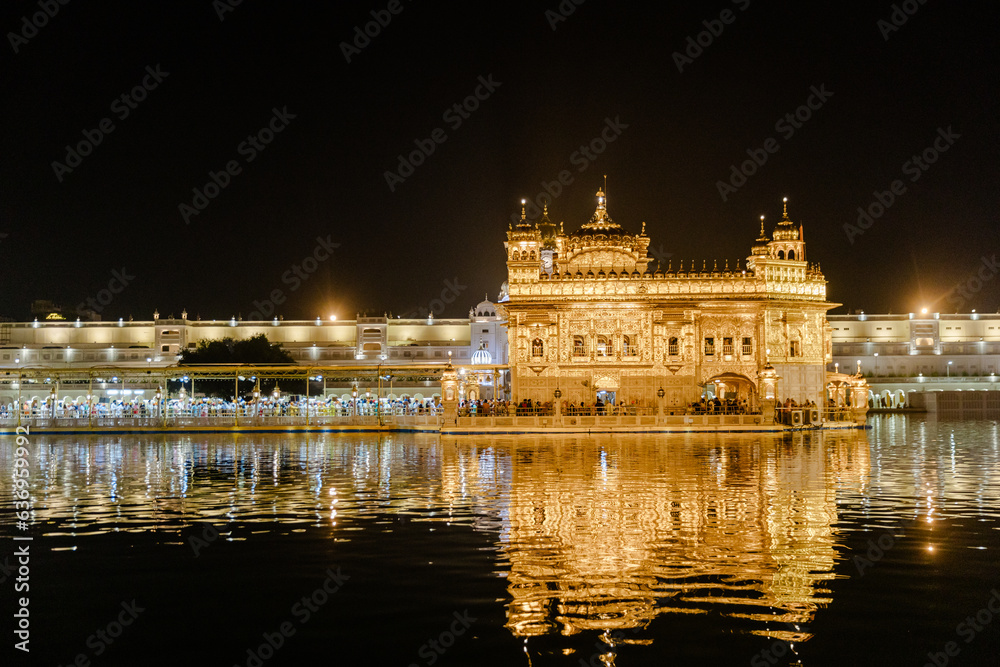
[2,1,997,321]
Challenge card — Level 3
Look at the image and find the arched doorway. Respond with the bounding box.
[593,374,618,407]
[704,373,759,412]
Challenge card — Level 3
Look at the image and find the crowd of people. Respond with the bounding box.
[687,397,759,415]
[2,392,869,422]
[457,396,767,417]
[0,395,443,421]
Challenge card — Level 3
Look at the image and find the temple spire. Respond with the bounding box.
[782,197,789,220]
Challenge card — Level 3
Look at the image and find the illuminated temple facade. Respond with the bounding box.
[501,191,834,409]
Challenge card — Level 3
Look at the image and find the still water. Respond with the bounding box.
[1,417,999,666]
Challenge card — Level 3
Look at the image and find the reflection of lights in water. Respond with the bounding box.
[499,432,874,644]
[4,425,998,653]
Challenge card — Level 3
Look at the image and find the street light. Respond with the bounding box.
[947,360,953,377]
[874,352,879,376]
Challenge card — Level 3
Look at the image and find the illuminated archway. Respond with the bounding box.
[705,373,759,409]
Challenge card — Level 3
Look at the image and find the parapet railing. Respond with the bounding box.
[0,412,443,430]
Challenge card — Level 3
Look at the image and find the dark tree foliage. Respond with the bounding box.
[176,335,302,398]
[179,334,294,365]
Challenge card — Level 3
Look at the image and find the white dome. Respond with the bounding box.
[473,299,496,317]
[471,341,492,365]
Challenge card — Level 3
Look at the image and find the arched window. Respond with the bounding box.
[529,251,536,260]
[788,249,796,260]
[597,335,611,357]
[668,337,679,356]
[777,249,785,260]
[512,250,520,261]
[623,335,637,356]
[531,338,543,357]
[573,335,585,356]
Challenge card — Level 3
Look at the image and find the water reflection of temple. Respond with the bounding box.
[448,433,872,644]
[8,430,870,652]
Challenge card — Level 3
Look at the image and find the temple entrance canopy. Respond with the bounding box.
[703,373,758,408]
[592,373,619,406]
[825,372,855,407]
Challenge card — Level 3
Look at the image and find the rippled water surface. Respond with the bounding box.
[1,416,999,665]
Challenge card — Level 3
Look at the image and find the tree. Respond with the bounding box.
[177,334,300,398]
[179,334,294,365]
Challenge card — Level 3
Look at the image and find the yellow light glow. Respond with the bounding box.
[921,308,928,314]
[328,315,337,321]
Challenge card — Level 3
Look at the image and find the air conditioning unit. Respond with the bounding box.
[791,410,804,426]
